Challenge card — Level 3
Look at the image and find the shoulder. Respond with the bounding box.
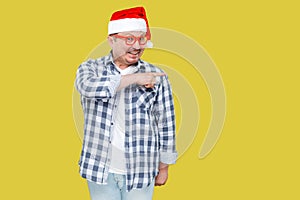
[139,59,165,73]
[79,54,110,69]
[139,59,172,87]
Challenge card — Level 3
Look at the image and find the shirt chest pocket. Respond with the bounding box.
[132,86,158,109]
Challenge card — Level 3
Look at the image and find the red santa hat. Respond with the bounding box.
[108,6,153,48]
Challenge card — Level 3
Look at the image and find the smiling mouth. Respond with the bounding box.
[127,50,141,55]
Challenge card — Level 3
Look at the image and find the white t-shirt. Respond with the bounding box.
[109,65,136,174]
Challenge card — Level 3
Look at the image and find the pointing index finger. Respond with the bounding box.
[152,72,166,77]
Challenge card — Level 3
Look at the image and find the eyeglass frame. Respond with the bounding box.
[112,34,148,46]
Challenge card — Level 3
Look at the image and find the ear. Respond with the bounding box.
[107,36,114,48]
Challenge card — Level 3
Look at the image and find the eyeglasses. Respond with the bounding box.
[113,34,148,46]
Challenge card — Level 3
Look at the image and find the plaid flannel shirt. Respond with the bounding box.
[75,52,177,191]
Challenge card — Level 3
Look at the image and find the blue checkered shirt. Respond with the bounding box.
[75,53,177,191]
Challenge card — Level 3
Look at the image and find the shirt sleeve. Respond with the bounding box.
[155,75,178,164]
[75,59,121,100]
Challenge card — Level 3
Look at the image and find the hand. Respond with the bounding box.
[118,72,165,91]
[155,164,169,186]
[134,72,165,88]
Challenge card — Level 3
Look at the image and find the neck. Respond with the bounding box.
[114,60,129,70]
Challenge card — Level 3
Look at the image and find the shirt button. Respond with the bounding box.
[111,122,114,125]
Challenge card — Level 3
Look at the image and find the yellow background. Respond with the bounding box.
[1,0,299,199]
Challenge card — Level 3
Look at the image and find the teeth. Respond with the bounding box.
[128,51,140,55]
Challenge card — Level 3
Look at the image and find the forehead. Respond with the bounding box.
[118,31,146,36]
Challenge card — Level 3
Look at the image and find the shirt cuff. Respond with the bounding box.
[160,151,178,164]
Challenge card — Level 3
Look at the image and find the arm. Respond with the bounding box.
[157,75,177,163]
[117,72,165,90]
[154,75,177,186]
[75,60,121,100]
[75,59,165,99]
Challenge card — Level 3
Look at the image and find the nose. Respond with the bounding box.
[131,40,141,49]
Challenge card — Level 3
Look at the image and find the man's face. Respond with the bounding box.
[108,31,147,68]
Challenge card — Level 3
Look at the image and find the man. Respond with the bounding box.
[75,6,177,200]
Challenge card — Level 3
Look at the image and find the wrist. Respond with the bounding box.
[159,163,169,170]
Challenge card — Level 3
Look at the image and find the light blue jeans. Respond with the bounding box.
[87,173,155,200]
